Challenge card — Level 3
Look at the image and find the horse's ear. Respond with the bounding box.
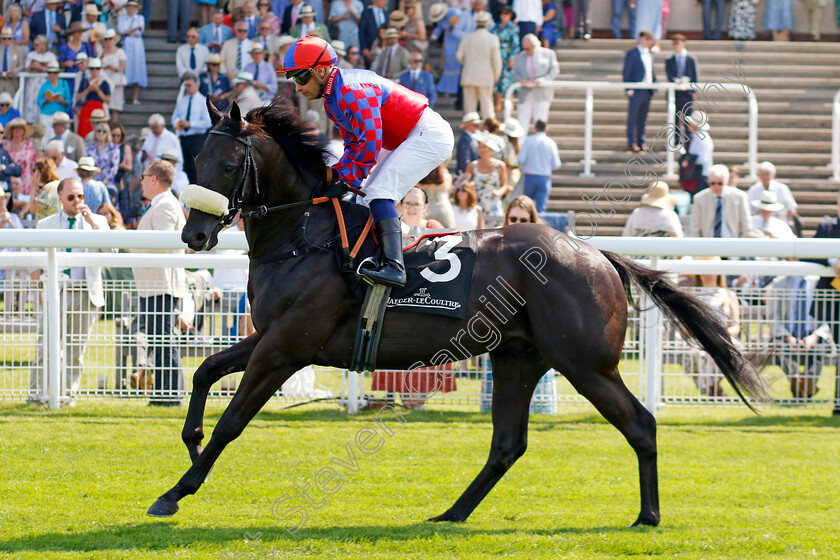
[228,101,242,125]
[207,95,222,127]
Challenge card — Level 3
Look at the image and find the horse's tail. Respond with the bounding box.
[601,250,768,410]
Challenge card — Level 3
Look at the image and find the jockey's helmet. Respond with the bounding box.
[280,36,337,81]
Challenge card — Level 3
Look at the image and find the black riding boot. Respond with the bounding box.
[363,217,406,288]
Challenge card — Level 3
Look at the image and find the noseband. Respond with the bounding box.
[209,127,261,227]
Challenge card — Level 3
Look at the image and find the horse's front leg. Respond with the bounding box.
[148,334,301,517]
[182,333,261,464]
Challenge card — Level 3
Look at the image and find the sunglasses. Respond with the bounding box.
[507,216,530,223]
[287,42,328,86]
[65,193,85,201]
[236,28,248,33]
[0,104,8,107]
[411,59,422,63]
[709,181,724,186]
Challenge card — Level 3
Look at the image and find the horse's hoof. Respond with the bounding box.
[428,512,464,523]
[631,514,660,527]
[147,497,179,517]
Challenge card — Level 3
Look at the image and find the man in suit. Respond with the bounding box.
[512,33,559,133]
[456,11,501,119]
[198,9,233,53]
[701,0,725,40]
[49,111,85,161]
[399,53,437,108]
[806,195,840,415]
[456,112,481,173]
[282,0,305,35]
[372,28,409,80]
[688,164,751,238]
[132,160,187,406]
[30,0,66,49]
[171,73,212,184]
[0,27,24,97]
[220,21,253,79]
[622,30,656,153]
[242,0,262,38]
[665,34,698,149]
[359,0,388,67]
[176,28,211,78]
[289,5,331,40]
[253,20,283,66]
[28,178,111,405]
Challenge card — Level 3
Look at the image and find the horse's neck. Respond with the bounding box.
[244,196,335,261]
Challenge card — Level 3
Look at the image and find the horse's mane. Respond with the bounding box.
[235,100,331,188]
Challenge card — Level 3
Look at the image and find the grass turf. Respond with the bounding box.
[0,401,838,559]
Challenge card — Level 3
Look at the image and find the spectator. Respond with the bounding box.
[684,110,714,192]
[23,35,58,122]
[512,0,541,39]
[517,119,560,213]
[0,125,22,190]
[171,73,212,184]
[160,148,189,195]
[244,44,277,101]
[290,5,331,39]
[493,6,519,115]
[688,164,751,238]
[6,5,30,51]
[100,30,128,121]
[0,27,24,98]
[764,0,792,41]
[176,28,210,78]
[0,192,23,227]
[282,0,303,35]
[36,61,71,130]
[456,11,501,119]
[49,111,85,162]
[568,0,590,39]
[499,117,524,188]
[802,0,828,41]
[512,33,558,133]
[746,161,797,220]
[132,161,187,407]
[75,58,111,138]
[59,21,92,75]
[221,21,253,78]
[0,92,21,128]
[344,44,363,69]
[397,186,444,235]
[418,162,455,227]
[3,118,36,186]
[28,177,111,406]
[333,41,352,69]
[199,53,232,112]
[540,0,558,46]
[456,111,480,174]
[330,0,363,50]
[8,175,28,216]
[728,0,757,40]
[665,34,698,149]
[252,20,283,65]
[399,52,437,108]
[99,201,125,229]
[622,30,655,153]
[231,71,263,114]
[451,179,484,230]
[467,130,509,227]
[751,191,794,240]
[110,122,132,187]
[241,0,261,38]
[371,28,408,79]
[611,0,636,38]
[83,109,110,145]
[168,0,192,43]
[429,3,460,96]
[47,139,80,180]
[195,0,217,27]
[621,181,683,237]
[29,158,61,219]
[199,8,233,53]
[76,156,109,213]
[503,194,539,226]
[141,114,183,171]
[257,0,282,35]
[401,3,427,52]
[118,0,148,105]
[85,122,120,186]
[30,0,66,50]
[701,0,726,39]
[80,4,106,56]
[359,0,389,66]
[635,0,664,42]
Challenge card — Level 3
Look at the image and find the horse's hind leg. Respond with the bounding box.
[182,333,261,464]
[564,365,659,527]
[430,348,545,523]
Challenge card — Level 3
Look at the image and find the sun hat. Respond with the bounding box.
[207,53,224,64]
[88,57,102,69]
[249,43,264,53]
[83,3,101,16]
[52,111,72,124]
[429,2,447,22]
[0,92,13,105]
[4,117,32,139]
[76,52,89,62]
[233,71,254,85]
[77,156,101,172]
[46,60,60,72]
[89,108,108,122]
[473,130,503,154]
[752,190,785,212]
[65,21,85,36]
[102,29,117,40]
[0,27,13,39]
[500,118,525,138]
[475,11,492,27]
[385,27,400,39]
[389,10,408,28]
[459,112,481,128]
[640,181,678,210]
[331,40,346,56]
[161,147,181,162]
[298,4,315,17]
[685,110,710,131]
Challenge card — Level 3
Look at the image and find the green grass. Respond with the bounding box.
[1,402,839,559]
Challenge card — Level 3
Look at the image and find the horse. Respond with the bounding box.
[147,99,766,526]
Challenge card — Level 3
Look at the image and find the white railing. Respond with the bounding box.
[1,231,838,414]
[13,71,91,119]
[504,80,759,179]
[831,88,840,181]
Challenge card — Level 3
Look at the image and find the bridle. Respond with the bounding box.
[207,127,261,227]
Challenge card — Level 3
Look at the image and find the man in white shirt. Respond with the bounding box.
[750,190,795,239]
[46,139,79,181]
[685,110,714,191]
[175,27,210,78]
[171,73,212,183]
[622,30,656,152]
[141,113,184,172]
[746,161,797,220]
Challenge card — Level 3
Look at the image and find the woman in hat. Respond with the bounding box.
[36,62,71,129]
[75,58,111,137]
[117,0,148,104]
[4,119,35,187]
[429,3,461,96]
[621,180,683,237]
[399,3,427,53]
[499,117,523,190]
[28,158,61,219]
[5,4,30,51]
[86,122,120,187]
[199,53,231,112]
[59,21,93,74]
[493,6,519,114]
[328,0,364,49]
[100,29,128,119]
[24,35,58,122]
[465,130,509,227]
[540,0,558,47]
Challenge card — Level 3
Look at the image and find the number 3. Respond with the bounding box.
[420,235,462,283]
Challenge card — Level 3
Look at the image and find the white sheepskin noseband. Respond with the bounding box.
[180,184,231,217]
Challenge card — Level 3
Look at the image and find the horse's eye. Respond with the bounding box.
[224,164,236,174]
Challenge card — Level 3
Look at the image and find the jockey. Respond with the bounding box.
[280,36,455,289]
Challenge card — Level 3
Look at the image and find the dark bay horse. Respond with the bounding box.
[147,100,766,526]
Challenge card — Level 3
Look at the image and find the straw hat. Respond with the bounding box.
[459,112,481,128]
[685,110,710,131]
[475,11,492,27]
[65,21,85,36]
[126,0,140,6]
[207,53,224,65]
[52,111,72,125]
[102,29,118,40]
[77,156,101,172]
[640,181,677,210]
[0,92,13,105]
[46,60,60,72]
[0,27,13,40]
[249,43,264,53]
[76,52,89,62]
[752,190,785,212]
[501,118,525,138]
[331,40,346,56]
[473,130,503,154]
[88,57,102,69]
[233,71,254,85]
[83,3,101,16]
[4,117,32,139]
[385,27,400,39]
[277,35,296,49]
[161,148,181,162]
[389,10,408,28]
[89,108,108,122]
[429,2,447,22]
[299,5,315,17]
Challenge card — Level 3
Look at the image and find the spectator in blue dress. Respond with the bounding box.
[430,3,461,96]
[764,0,792,41]
[540,0,557,46]
[399,52,437,108]
[36,61,71,130]
[0,92,21,128]
[85,122,121,187]
[117,0,147,105]
[329,0,363,50]
[199,53,232,111]
[58,21,92,73]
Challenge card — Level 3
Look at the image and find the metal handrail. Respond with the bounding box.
[504,80,759,179]
[12,70,106,120]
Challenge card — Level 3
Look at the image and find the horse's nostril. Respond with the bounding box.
[193,232,207,244]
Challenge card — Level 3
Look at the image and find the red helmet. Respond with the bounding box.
[280,36,338,75]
